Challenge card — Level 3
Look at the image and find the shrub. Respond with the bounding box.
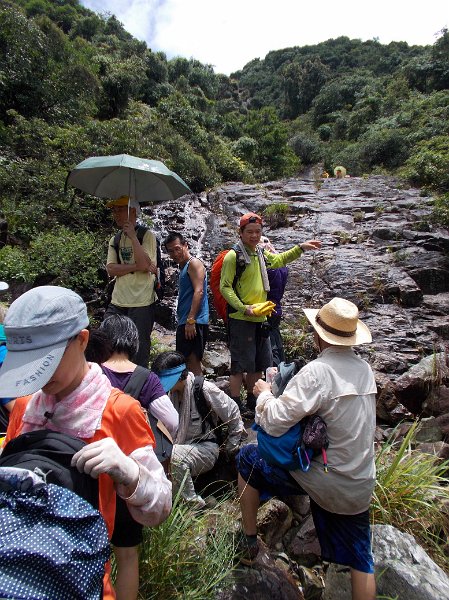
[281,316,317,362]
[0,227,105,292]
[289,133,322,165]
[372,421,449,570]
[263,203,290,228]
[359,128,409,169]
[431,193,449,228]
[402,136,449,193]
[232,136,258,163]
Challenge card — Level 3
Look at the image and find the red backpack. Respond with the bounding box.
[209,245,246,322]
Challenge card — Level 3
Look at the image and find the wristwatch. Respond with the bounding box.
[186,317,196,325]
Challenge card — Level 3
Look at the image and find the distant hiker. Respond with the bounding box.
[0,286,172,600]
[258,236,288,367]
[152,350,244,510]
[105,196,158,367]
[236,297,377,600]
[334,166,347,178]
[219,212,321,417]
[99,315,179,600]
[164,232,209,375]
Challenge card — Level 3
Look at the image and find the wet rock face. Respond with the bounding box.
[147,174,449,425]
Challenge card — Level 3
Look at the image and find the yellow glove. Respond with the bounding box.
[252,301,276,316]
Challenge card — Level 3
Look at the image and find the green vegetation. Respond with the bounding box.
[148,334,173,364]
[131,420,449,599]
[138,491,237,599]
[372,421,449,570]
[0,1,448,296]
[0,226,105,291]
[263,202,290,228]
[281,316,317,362]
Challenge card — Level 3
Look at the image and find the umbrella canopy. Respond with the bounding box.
[65,154,191,204]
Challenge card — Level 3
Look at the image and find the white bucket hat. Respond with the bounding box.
[0,286,89,397]
[303,297,371,346]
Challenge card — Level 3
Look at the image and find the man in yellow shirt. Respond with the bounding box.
[105,197,158,367]
[219,212,320,416]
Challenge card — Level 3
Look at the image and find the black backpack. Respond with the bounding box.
[123,366,173,470]
[0,429,99,509]
[113,225,166,301]
[192,376,226,445]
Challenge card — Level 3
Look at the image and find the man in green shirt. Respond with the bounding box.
[219,212,321,416]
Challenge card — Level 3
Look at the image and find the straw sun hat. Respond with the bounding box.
[303,297,371,346]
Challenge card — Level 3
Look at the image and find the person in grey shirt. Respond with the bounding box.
[153,350,245,510]
[236,297,377,600]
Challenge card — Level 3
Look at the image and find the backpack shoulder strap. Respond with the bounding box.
[124,365,151,400]
[113,226,149,264]
[192,375,214,433]
[230,243,247,299]
[135,224,149,244]
[112,230,122,263]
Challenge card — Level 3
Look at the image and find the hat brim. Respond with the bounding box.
[303,308,372,346]
[0,339,68,397]
[106,197,130,208]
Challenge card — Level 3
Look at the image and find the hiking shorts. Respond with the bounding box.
[111,496,143,547]
[228,319,272,374]
[176,323,209,360]
[236,444,374,574]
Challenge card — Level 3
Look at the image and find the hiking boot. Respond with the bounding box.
[236,535,260,566]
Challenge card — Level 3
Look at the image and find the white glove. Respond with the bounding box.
[71,437,139,488]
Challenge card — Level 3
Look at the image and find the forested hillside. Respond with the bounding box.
[0,0,448,295]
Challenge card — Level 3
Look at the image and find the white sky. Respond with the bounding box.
[80,0,449,75]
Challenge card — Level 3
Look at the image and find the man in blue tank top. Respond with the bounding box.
[164,233,209,375]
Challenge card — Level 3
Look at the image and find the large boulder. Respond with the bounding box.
[324,524,449,600]
[372,524,449,600]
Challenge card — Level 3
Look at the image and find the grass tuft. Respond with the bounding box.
[138,488,238,599]
[372,420,449,570]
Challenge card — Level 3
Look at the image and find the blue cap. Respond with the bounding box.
[157,364,186,393]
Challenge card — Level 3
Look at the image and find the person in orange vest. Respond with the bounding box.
[0,285,172,600]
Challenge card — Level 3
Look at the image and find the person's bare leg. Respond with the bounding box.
[245,372,262,395]
[186,353,202,376]
[113,546,139,600]
[230,373,244,399]
[350,569,376,600]
[237,473,260,535]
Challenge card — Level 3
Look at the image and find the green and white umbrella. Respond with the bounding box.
[65,154,191,204]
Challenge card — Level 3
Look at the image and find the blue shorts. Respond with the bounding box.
[236,444,374,573]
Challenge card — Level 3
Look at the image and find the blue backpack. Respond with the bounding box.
[253,416,329,472]
[0,431,110,599]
